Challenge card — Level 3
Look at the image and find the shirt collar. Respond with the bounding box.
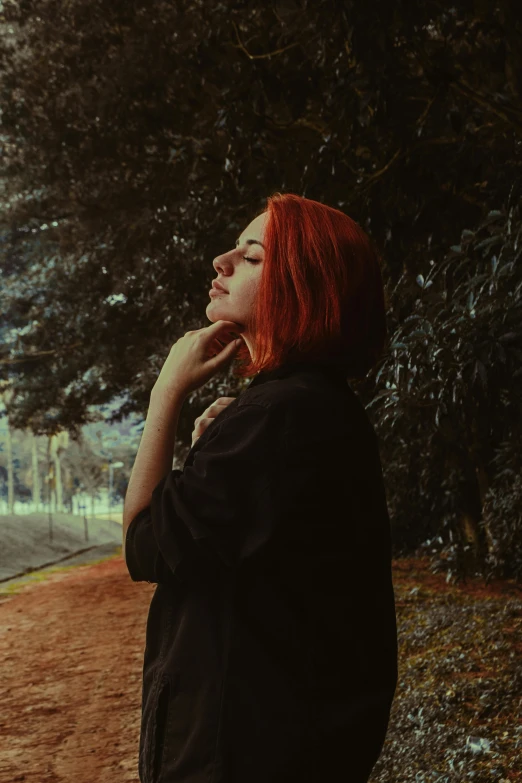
[246,359,350,392]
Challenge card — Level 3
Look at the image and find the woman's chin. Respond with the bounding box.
[206,301,231,321]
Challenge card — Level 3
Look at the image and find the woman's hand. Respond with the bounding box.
[191,397,237,447]
[152,320,245,401]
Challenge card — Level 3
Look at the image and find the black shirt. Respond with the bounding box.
[125,359,398,783]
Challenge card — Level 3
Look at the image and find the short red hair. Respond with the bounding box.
[234,192,389,380]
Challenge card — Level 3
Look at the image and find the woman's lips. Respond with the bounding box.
[209,288,228,296]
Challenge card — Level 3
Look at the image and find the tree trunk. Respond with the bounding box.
[458,456,489,578]
[6,419,14,515]
[32,434,40,512]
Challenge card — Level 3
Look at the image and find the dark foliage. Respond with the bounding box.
[377,560,522,782]
[0,0,520,578]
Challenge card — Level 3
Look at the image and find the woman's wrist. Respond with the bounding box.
[150,382,187,409]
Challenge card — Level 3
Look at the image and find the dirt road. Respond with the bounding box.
[1,551,521,782]
[0,548,151,783]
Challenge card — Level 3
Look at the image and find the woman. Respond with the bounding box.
[123,192,398,783]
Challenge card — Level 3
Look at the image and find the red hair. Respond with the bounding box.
[233,192,389,380]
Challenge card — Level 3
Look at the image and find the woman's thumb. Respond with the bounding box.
[216,338,241,361]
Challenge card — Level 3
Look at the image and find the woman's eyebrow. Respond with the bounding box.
[235,238,265,250]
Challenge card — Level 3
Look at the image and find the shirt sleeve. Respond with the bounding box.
[124,402,278,585]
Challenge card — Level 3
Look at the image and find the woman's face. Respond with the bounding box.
[206,211,268,359]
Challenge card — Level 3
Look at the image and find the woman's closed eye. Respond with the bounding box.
[243,256,260,264]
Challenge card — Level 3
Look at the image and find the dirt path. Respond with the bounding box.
[1,552,521,783]
[0,548,152,783]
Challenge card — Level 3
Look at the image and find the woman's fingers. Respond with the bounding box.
[199,397,236,421]
[191,397,236,446]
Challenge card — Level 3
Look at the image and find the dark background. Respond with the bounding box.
[0,0,521,580]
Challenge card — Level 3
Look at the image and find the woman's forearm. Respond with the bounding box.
[122,389,184,546]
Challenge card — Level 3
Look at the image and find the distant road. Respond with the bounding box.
[93,512,123,524]
[0,511,123,582]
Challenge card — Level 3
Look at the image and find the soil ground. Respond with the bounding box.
[1,550,521,783]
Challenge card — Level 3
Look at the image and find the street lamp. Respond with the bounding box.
[108,460,124,521]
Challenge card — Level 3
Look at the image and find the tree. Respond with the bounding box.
[366,195,522,580]
[1,0,520,577]
[62,435,105,516]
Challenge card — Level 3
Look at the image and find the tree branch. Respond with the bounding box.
[0,343,84,365]
[450,77,522,132]
[229,21,300,60]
